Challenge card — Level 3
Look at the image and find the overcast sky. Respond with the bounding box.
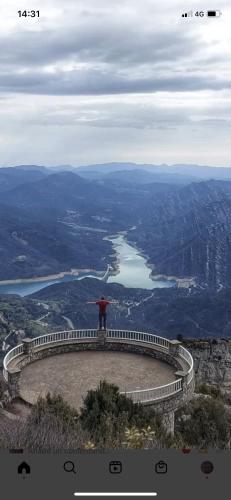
[0,0,231,167]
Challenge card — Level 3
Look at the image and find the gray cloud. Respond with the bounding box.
[0,68,230,96]
[0,0,230,166]
[0,27,197,67]
[0,2,229,96]
[0,70,231,95]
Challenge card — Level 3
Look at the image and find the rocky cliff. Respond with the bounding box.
[185,338,231,400]
[129,180,231,288]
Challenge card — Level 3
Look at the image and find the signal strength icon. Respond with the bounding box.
[182,10,193,17]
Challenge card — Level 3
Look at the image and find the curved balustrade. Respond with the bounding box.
[3,344,24,381]
[3,330,98,381]
[121,379,183,403]
[178,345,194,384]
[107,329,170,349]
[33,329,98,347]
[3,329,194,404]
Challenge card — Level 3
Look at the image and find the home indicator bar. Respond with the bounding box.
[74,494,158,498]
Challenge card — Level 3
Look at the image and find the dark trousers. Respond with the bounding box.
[99,311,107,329]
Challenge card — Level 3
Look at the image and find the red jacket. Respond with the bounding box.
[96,300,110,313]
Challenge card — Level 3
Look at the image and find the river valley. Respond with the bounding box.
[0,234,176,296]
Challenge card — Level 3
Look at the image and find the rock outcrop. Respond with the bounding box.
[185,338,231,400]
[129,180,231,288]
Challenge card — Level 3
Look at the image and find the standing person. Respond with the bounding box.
[86,296,119,330]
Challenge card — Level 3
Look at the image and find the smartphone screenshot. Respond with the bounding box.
[0,1,230,498]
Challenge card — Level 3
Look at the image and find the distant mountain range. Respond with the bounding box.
[3,161,231,181]
[1,164,231,288]
[75,162,231,182]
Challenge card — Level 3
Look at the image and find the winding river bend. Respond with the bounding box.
[0,235,175,296]
[107,235,175,290]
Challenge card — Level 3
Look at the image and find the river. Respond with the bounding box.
[0,235,175,296]
[107,235,175,290]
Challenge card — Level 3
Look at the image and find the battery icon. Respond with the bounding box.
[207,10,222,17]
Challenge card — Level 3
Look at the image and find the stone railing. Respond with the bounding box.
[3,330,98,381]
[3,329,194,406]
[107,329,170,348]
[3,344,24,381]
[178,344,194,384]
[121,378,183,404]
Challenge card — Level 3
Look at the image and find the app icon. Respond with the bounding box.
[18,461,31,478]
[64,461,77,474]
[109,461,122,474]
[201,461,214,475]
[155,461,168,474]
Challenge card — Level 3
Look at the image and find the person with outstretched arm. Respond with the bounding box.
[86,296,119,330]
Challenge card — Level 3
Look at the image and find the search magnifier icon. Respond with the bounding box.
[64,461,76,474]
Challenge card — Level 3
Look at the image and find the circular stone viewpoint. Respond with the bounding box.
[19,350,177,409]
[3,329,195,433]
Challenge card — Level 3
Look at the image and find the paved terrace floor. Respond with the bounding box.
[19,351,177,409]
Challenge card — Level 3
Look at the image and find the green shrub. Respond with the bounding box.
[176,397,231,449]
[30,393,79,429]
[196,383,223,400]
[80,380,169,448]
